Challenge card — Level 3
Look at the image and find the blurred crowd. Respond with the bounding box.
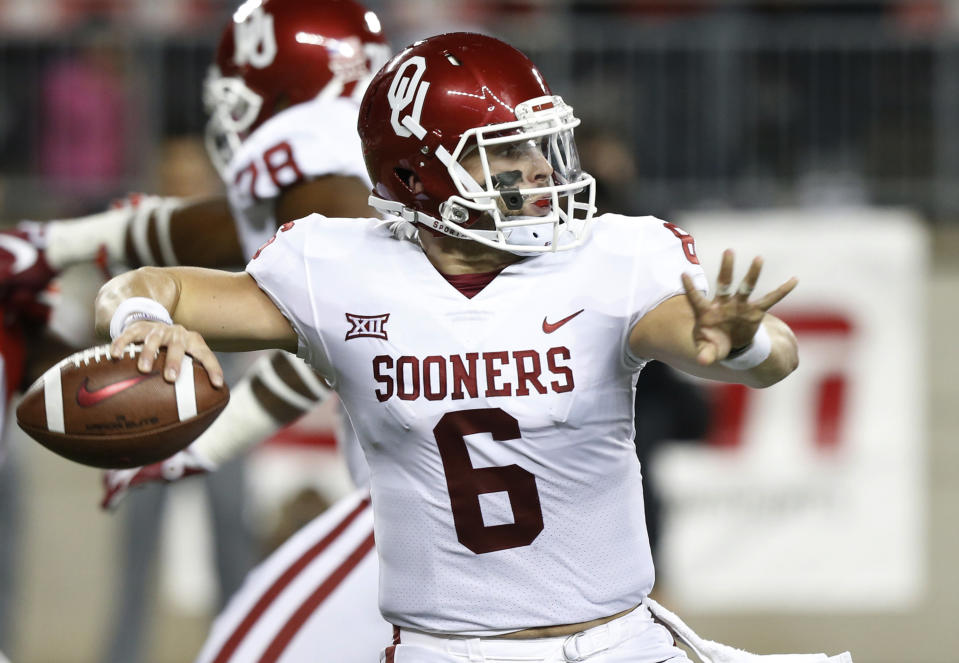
[0,1,958,34]
[2,0,959,224]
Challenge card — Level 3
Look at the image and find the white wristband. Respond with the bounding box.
[719,324,772,370]
[109,297,173,340]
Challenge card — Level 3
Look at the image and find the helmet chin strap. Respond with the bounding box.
[368,195,474,241]
[369,194,571,257]
[369,195,520,246]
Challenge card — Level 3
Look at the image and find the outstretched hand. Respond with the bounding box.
[109,320,224,387]
[681,249,797,366]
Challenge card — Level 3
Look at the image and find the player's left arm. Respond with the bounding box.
[629,249,799,389]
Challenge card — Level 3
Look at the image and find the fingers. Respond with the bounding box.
[682,272,711,314]
[155,329,223,387]
[736,256,763,300]
[107,321,223,388]
[754,276,799,311]
[138,324,167,374]
[185,333,224,388]
[694,326,729,366]
[163,342,187,383]
[696,342,719,366]
[109,321,150,357]
[714,250,735,298]
[702,251,796,312]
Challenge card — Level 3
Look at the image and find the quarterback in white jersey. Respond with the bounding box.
[96,32,851,663]
[246,212,702,634]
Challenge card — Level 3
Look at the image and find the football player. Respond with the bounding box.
[95,32,851,663]
[0,1,392,661]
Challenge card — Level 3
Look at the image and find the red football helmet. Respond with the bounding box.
[204,0,390,175]
[359,32,596,254]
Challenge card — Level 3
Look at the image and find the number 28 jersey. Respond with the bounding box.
[224,95,371,261]
[246,213,708,636]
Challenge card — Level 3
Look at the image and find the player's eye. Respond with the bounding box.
[491,170,522,190]
[500,144,523,159]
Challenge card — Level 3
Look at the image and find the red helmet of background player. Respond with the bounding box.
[204,0,390,175]
[359,32,596,254]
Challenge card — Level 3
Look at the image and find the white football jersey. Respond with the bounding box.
[247,213,708,635]
[224,95,371,261]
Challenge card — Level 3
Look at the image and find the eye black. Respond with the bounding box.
[491,170,522,189]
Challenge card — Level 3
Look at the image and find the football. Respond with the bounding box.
[16,344,229,469]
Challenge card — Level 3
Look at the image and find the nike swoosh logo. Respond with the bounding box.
[0,235,38,275]
[76,375,153,408]
[542,309,584,334]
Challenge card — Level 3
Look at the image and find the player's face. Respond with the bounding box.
[460,138,555,218]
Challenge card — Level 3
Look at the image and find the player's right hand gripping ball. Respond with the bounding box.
[16,344,229,469]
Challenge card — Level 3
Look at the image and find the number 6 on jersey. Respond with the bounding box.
[434,408,544,554]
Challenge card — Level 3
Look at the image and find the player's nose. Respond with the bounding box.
[527,151,553,185]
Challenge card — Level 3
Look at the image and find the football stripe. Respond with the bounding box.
[44,366,65,433]
[174,355,197,421]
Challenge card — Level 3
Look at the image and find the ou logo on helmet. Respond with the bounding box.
[233,6,278,69]
[387,56,430,138]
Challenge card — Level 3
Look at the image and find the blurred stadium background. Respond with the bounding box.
[1,1,957,662]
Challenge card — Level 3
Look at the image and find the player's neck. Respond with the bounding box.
[419,231,524,276]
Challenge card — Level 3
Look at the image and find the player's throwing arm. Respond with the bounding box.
[94,266,297,385]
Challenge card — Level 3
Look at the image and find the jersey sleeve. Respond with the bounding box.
[244,217,330,374]
[622,217,709,362]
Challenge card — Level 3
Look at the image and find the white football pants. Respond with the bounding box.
[382,603,691,663]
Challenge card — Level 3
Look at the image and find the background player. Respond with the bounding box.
[0,1,393,661]
[95,32,849,663]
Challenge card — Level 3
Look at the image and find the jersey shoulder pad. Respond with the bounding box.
[588,214,708,332]
[589,214,684,255]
